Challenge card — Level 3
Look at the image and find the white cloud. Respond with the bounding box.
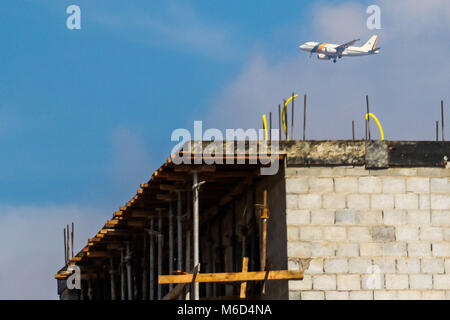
[206,1,450,141]
[0,204,106,299]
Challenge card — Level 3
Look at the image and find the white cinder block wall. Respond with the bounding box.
[286,166,450,300]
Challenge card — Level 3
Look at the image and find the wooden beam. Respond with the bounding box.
[158,270,303,284]
[239,257,249,299]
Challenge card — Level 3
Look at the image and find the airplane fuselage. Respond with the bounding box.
[299,36,380,62]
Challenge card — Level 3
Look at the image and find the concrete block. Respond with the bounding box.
[286,194,298,209]
[408,242,431,257]
[287,242,311,258]
[308,177,333,193]
[322,194,346,209]
[286,209,310,225]
[347,194,370,209]
[432,211,450,227]
[395,194,419,210]
[373,258,396,273]
[362,273,384,290]
[357,210,383,225]
[336,243,359,257]
[396,258,420,273]
[286,177,309,194]
[419,194,430,210]
[432,243,450,257]
[301,291,325,300]
[374,291,397,300]
[311,242,336,257]
[408,210,430,225]
[372,226,396,241]
[434,275,450,289]
[305,258,324,274]
[310,210,335,225]
[348,258,372,274]
[288,259,300,271]
[431,195,450,210]
[391,168,417,176]
[384,210,407,225]
[335,210,358,224]
[287,227,300,241]
[406,177,429,193]
[371,194,394,209]
[421,258,445,274]
[324,259,348,273]
[422,291,446,300]
[348,227,372,241]
[349,291,373,300]
[337,275,361,290]
[431,178,450,193]
[300,227,323,241]
[289,275,312,290]
[334,177,358,193]
[397,290,422,300]
[359,177,382,193]
[385,274,409,289]
[446,259,450,273]
[298,194,321,209]
[313,274,336,290]
[288,291,300,300]
[420,227,443,241]
[322,227,346,241]
[360,242,383,256]
[410,274,432,289]
[382,177,406,194]
[444,228,450,241]
[395,226,419,241]
[325,291,349,300]
[383,242,407,257]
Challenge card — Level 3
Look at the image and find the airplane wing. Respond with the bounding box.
[335,39,360,53]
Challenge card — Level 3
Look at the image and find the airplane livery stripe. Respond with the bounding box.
[311,43,322,53]
[317,43,327,52]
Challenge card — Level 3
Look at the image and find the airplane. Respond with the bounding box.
[299,35,380,63]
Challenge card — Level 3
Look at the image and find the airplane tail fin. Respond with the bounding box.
[361,35,378,51]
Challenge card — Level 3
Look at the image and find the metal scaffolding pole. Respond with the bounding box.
[109,258,116,300]
[169,202,174,291]
[148,218,155,300]
[193,171,200,300]
[120,249,126,300]
[157,210,163,300]
[177,191,183,272]
[125,241,133,300]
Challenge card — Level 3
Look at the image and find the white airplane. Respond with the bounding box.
[299,35,380,63]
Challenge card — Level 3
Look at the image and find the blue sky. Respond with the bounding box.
[1,0,450,298]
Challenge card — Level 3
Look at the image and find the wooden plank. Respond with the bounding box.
[239,257,249,299]
[158,270,303,284]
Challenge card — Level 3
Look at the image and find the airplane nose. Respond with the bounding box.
[299,44,306,50]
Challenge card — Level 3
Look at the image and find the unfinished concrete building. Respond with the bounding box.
[55,140,450,300]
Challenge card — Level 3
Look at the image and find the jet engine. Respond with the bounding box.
[317,54,330,60]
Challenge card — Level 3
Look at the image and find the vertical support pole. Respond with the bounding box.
[177,191,183,272]
[441,100,445,141]
[120,249,126,300]
[185,190,192,300]
[148,218,155,300]
[283,99,288,140]
[109,258,116,300]
[366,95,371,140]
[71,222,74,258]
[169,202,174,291]
[291,92,295,140]
[125,241,133,300]
[352,120,355,141]
[436,121,439,142]
[64,228,67,265]
[142,232,148,300]
[269,112,272,140]
[193,171,200,300]
[278,104,281,140]
[87,278,94,300]
[303,94,307,141]
[157,210,163,300]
